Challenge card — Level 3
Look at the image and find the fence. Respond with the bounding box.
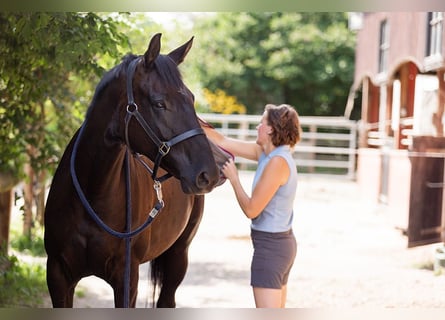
[198,113,358,179]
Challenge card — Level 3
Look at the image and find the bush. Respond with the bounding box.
[10,233,46,257]
[0,253,47,307]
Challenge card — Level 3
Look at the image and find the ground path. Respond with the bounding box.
[38,172,445,308]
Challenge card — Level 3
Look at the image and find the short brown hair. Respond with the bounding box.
[265,104,302,147]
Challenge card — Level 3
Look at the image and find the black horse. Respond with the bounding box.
[44,33,230,307]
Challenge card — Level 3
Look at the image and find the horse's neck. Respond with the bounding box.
[91,147,158,210]
[72,138,125,195]
[74,87,159,199]
[96,145,127,187]
[78,85,125,169]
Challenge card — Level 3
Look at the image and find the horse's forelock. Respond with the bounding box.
[94,54,183,98]
[153,55,184,90]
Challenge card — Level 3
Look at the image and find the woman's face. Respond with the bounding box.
[255,112,272,146]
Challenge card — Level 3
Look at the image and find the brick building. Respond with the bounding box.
[347,12,445,247]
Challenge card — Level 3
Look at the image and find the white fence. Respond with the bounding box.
[198,113,358,179]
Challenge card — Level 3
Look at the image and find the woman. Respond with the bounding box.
[200,103,302,308]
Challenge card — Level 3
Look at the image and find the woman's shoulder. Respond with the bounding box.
[269,145,293,158]
[270,146,296,174]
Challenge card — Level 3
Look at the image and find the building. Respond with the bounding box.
[347,12,445,247]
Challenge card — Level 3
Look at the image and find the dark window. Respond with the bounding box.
[427,12,443,56]
[378,20,390,73]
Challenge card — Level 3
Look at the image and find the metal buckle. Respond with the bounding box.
[158,142,170,156]
[153,180,163,203]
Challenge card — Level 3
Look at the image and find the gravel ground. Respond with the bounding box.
[37,172,445,308]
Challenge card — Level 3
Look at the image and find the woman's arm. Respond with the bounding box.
[222,156,290,219]
[200,121,261,162]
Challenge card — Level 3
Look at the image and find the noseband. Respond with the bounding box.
[124,58,204,182]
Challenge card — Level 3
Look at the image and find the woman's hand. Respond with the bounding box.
[221,158,238,182]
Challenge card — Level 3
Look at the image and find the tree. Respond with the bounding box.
[0,12,129,250]
[201,89,246,114]
[192,12,356,116]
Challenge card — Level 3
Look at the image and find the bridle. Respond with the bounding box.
[69,56,205,307]
[124,57,205,183]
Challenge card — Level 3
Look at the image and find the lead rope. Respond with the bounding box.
[122,148,166,307]
[70,120,165,308]
[124,149,132,307]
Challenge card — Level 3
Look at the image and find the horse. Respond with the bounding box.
[44,33,231,308]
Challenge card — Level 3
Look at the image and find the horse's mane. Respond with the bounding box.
[85,54,137,119]
[84,53,185,119]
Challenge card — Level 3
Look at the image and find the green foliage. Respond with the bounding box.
[0,12,130,178]
[0,254,46,307]
[10,232,45,257]
[192,12,355,116]
[0,212,47,307]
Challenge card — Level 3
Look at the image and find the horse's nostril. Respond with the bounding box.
[196,171,210,189]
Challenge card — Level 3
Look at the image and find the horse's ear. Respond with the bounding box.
[144,33,162,68]
[168,36,194,65]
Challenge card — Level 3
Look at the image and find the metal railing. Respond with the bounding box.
[198,113,358,179]
[364,117,414,148]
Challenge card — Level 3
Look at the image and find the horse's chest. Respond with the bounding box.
[135,193,195,260]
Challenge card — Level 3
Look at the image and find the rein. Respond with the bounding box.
[70,57,205,307]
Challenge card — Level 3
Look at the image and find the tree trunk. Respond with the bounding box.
[35,171,46,227]
[0,190,12,255]
[23,163,34,238]
[0,171,18,256]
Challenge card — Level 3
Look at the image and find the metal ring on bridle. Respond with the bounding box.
[126,103,138,114]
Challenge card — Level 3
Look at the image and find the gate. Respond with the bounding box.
[408,136,445,247]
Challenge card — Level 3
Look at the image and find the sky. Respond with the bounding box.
[143,12,215,30]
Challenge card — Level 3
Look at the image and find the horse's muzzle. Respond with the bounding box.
[208,139,234,187]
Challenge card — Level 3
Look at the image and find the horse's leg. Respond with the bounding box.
[153,195,204,308]
[112,258,140,308]
[46,255,77,307]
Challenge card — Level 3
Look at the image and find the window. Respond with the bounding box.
[427,12,443,57]
[378,20,390,73]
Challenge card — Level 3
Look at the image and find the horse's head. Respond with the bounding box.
[118,33,221,194]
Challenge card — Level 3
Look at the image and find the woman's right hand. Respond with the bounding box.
[221,158,238,182]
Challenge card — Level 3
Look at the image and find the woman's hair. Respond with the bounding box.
[265,104,302,147]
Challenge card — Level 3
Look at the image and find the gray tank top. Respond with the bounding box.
[251,145,297,233]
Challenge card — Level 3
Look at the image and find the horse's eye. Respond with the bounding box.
[153,100,166,109]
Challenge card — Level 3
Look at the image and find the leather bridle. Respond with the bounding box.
[124,57,205,182]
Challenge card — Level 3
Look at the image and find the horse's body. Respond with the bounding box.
[44,34,226,307]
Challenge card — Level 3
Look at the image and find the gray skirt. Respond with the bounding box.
[250,228,297,289]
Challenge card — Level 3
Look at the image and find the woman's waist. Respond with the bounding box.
[250,227,293,237]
